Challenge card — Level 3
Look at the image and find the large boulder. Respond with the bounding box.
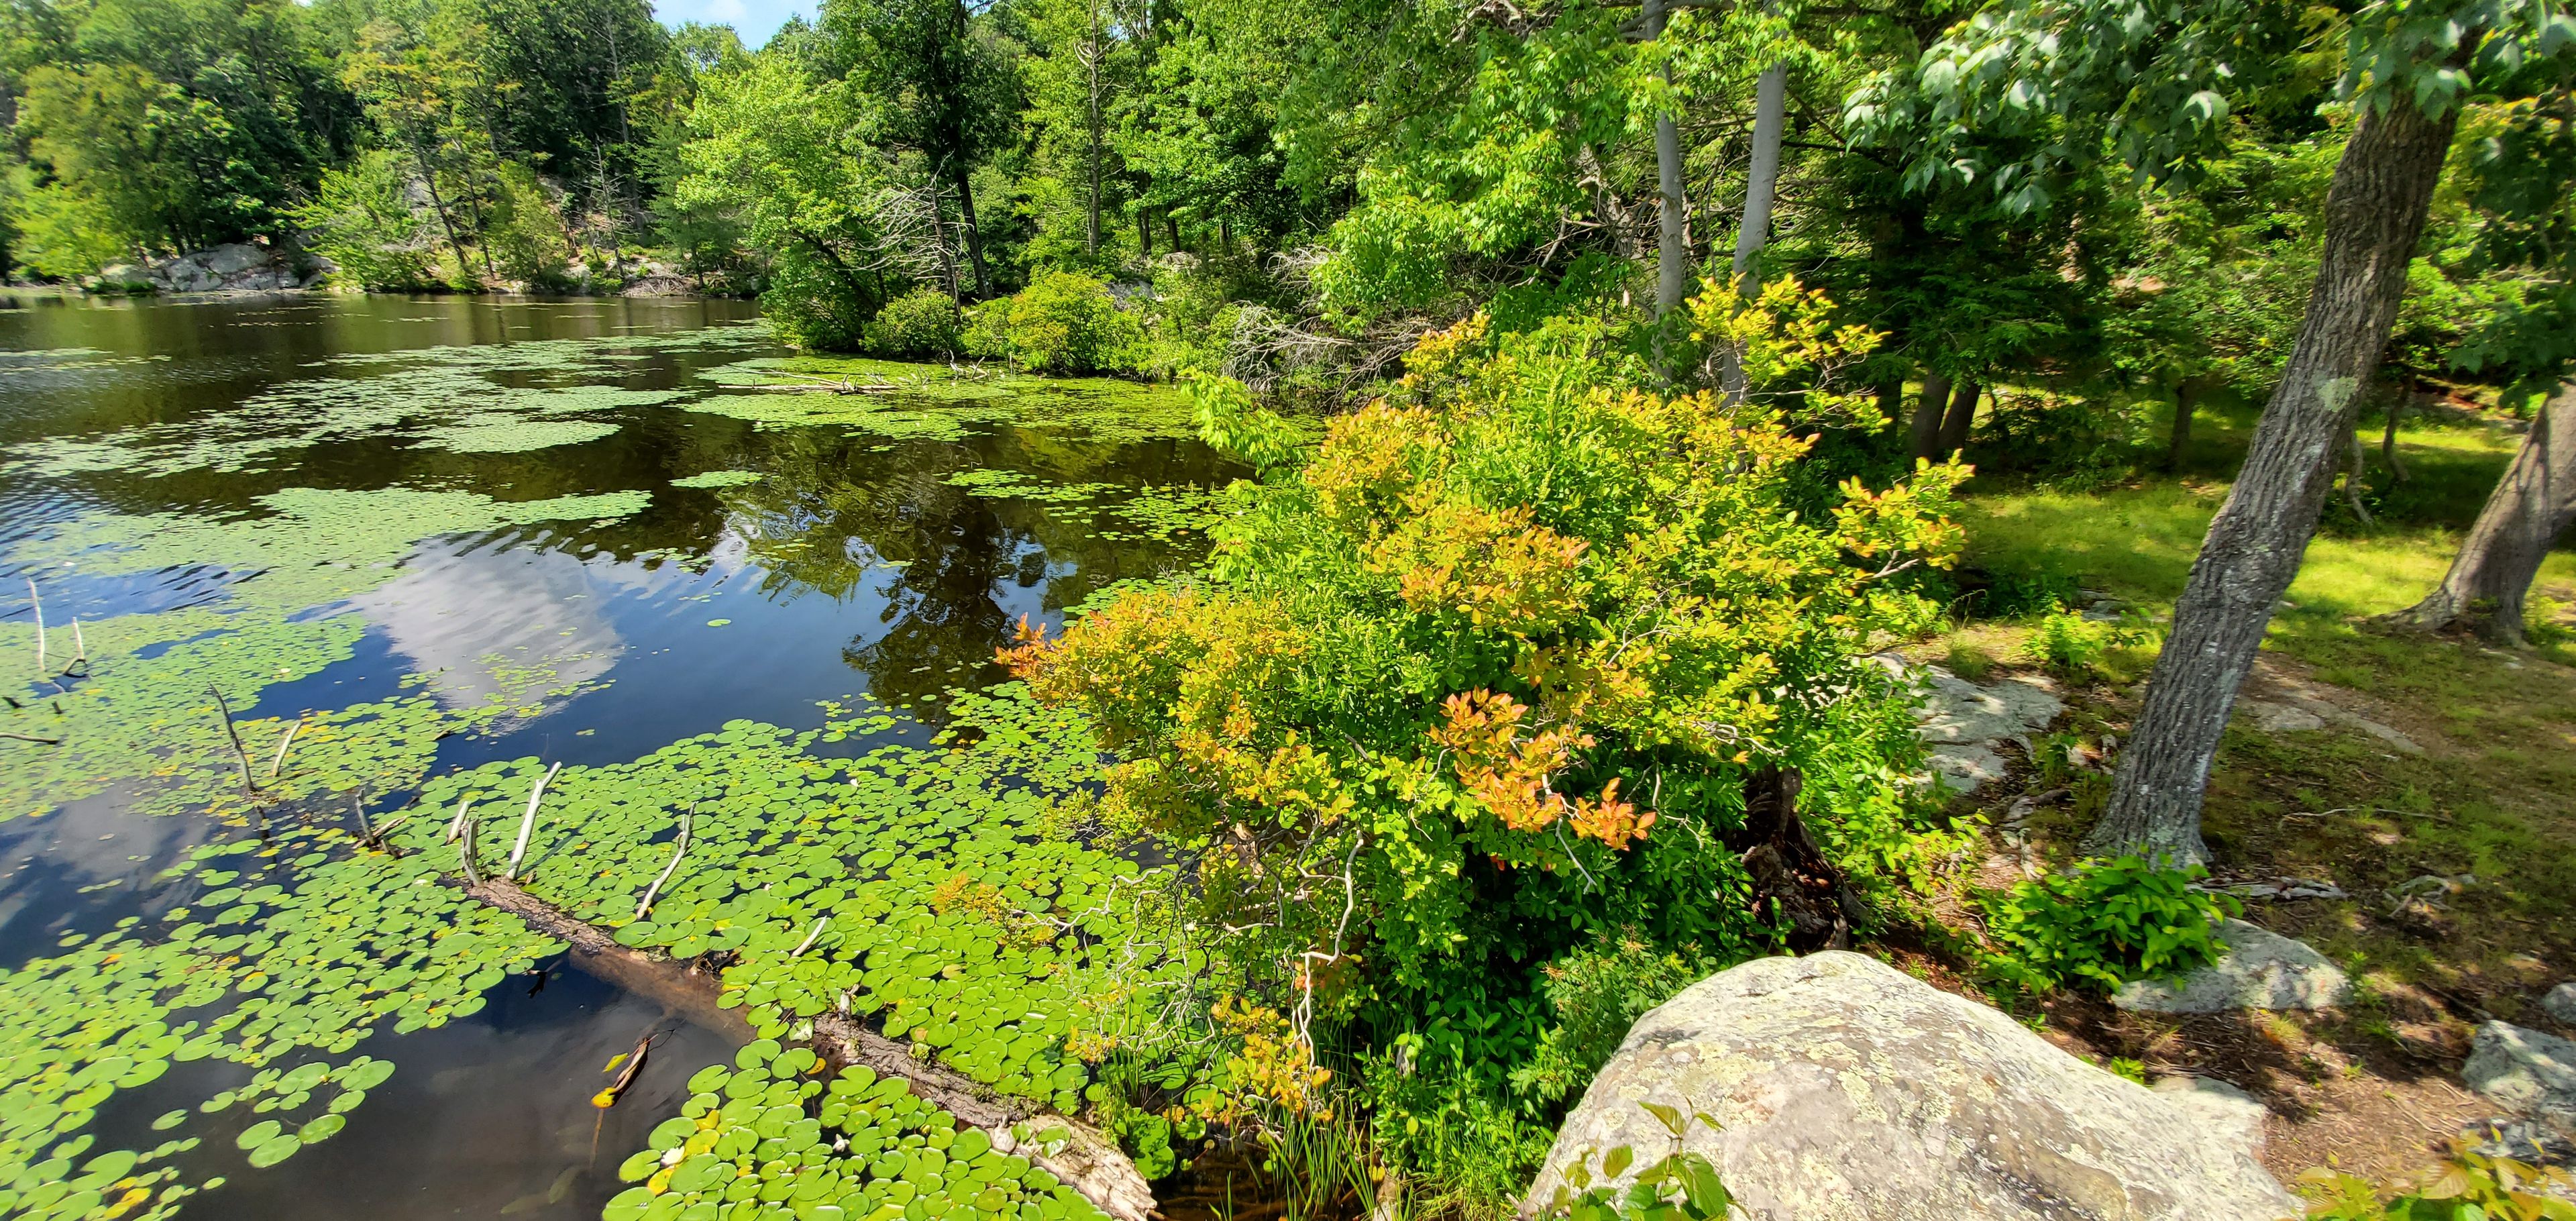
[2112,919,2350,1014]
[2465,1021,2576,1135]
[1521,952,2299,1221]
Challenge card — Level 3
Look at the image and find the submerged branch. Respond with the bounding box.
[452,876,1157,1221]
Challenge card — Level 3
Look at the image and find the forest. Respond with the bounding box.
[2,0,2575,1217]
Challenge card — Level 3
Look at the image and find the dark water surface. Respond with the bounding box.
[0,293,1238,1220]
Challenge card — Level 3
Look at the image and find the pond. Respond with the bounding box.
[0,293,1246,1221]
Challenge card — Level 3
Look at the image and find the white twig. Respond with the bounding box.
[268,716,307,780]
[445,794,475,843]
[67,617,86,674]
[27,579,44,677]
[503,761,561,882]
[791,916,830,958]
[635,804,693,920]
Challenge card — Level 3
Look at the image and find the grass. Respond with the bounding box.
[1925,405,2576,1183]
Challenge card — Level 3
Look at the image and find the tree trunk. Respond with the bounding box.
[1909,372,1952,466]
[2165,380,2200,471]
[1138,208,1152,260]
[1719,60,1787,399]
[2392,380,2576,643]
[1646,0,1685,319]
[1085,11,1104,258]
[412,145,475,286]
[953,165,989,299]
[1167,212,1180,253]
[2086,96,2459,865]
[1937,379,1980,459]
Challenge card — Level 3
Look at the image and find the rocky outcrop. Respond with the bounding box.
[1522,951,2299,1221]
[2111,918,2351,1014]
[1874,656,2064,796]
[95,242,319,293]
[2465,1021,2576,1136]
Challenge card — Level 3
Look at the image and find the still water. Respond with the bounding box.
[0,293,1239,1219]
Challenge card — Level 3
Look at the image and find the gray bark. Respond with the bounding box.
[1719,60,1787,399]
[2394,380,2576,643]
[1731,62,1788,284]
[1648,0,1685,317]
[2086,96,2459,865]
[1909,372,1952,466]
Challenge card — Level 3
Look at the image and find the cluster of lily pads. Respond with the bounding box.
[4,325,765,478]
[0,823,557,1220]
[603,1043,1110,1221]
[401,683,1217,1124]
[0,321,1265,1221]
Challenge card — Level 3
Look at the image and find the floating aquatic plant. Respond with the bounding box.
[670,470,767,489]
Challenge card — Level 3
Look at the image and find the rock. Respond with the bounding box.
[2152,1077,2269,1158]
[1876,660,2065,796]
[2462,1116,2575,1169]
[90,242,306,294]
[1927,743,2010,793]
[1521,952,2299,1221]
[1917,668,2064,746]
[2465,1022,2576,1135]
[201,242,267,276]
[2112,919,2350,1014]
[2543,983,2576,1026]
[2237,699,2327,733]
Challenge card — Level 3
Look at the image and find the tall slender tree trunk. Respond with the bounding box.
[1937,380,1980,459]
[1138,209,1152,260]
[1719,59,1787,399]
[953,166,989,299]
[2392,380,2576,643]
[1909,372,1952,466]
[413,144,474,286]
[2086,96,2460,865]
[2165,380,2200,470]
[1085,5,1104,258]
[1644,0,1685,319]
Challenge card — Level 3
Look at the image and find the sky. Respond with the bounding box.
[653,0,811,47]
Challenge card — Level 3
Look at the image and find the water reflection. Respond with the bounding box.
[0,293,1243,1221]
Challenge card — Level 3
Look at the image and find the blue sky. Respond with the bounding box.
[655,0,811,47]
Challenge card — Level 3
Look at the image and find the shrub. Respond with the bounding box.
[2300,1144,2575,1219]
[2026,608,2151,682]
[869,286,964,358]
[963,270,1144,374]
[1012,280,1964,1068]
[1510,931,1707,1104]
[486,162,576,290]
[1982,857,2239,994]
[287,150,442,290]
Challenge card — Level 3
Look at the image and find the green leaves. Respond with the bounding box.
[1980,855,2239,994]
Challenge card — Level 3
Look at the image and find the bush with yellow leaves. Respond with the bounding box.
[1006,280,1966,1060]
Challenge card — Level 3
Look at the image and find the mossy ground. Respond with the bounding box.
[1903,403,2576,1185]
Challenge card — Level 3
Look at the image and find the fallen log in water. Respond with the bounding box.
[458,878,1156,1221]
